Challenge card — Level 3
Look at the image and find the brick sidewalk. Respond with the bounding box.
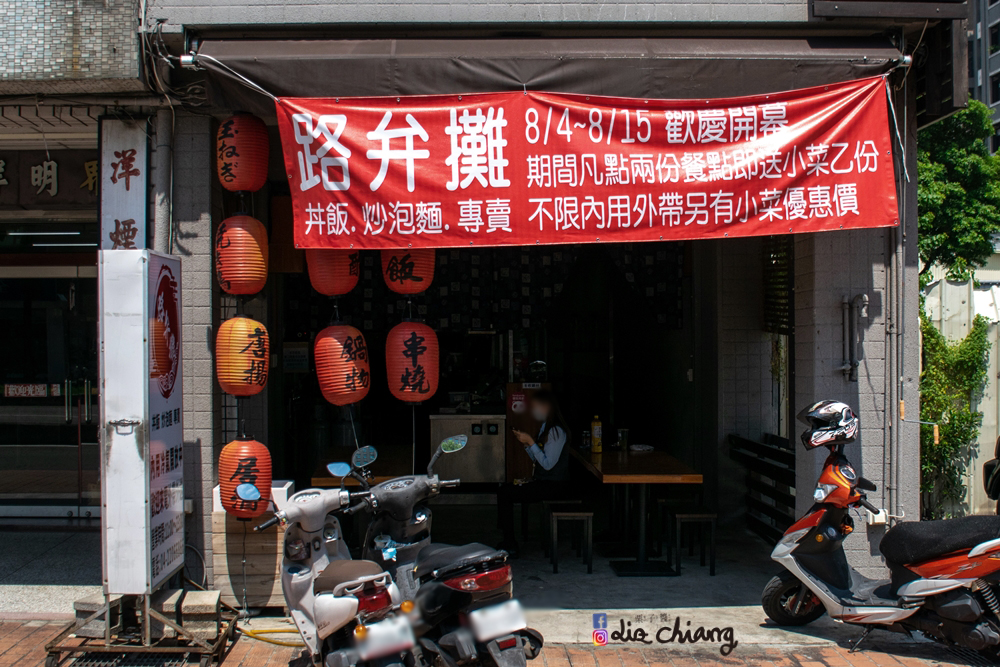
[0,621,981,667]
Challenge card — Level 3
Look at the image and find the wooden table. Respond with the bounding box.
[569,447,703,577]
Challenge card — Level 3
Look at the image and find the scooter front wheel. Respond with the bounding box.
[762,570,825,626]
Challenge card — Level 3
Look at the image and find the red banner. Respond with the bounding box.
[276,76,897,250]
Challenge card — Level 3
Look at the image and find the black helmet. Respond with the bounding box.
[797,400,859,450]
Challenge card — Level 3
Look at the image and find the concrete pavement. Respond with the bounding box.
[0,620,983,667]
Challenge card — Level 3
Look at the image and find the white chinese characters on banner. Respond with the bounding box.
[276,77,899,249]
[99,118,149,250]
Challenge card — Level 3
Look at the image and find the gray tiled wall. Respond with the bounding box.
[174,113,219,583]
[0,0,141,93]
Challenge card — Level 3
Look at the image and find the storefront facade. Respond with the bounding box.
[0,1,152,519]
[163,25,934,583]
[0,0,965,588]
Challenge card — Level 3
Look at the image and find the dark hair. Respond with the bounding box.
[531,389,570,447]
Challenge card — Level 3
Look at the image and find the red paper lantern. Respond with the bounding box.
[219,437,272,519]
[216,215,268,295]
[381,249,435,295]
[386,321,439,402]
[315,325,370,406]
[217,114,269,193]
[307,249,360,296]
[216,316,269,397]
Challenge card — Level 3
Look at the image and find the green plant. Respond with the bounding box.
[919,312,992,518]
[918,100,1000,281]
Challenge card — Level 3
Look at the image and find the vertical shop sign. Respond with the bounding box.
[100,250,183,594]
[147,254,184,590]
[100,118,149,250]
[276,76,898,250]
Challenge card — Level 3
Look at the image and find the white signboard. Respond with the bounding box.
[99,117,149,250]
[100,250,184,595]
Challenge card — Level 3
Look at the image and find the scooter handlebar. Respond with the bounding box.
[439,479,461,488]
[254,515,280,532]
[857,496,879,514]
[344,501,370,516]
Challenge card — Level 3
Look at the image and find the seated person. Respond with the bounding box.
[498,389,571,554]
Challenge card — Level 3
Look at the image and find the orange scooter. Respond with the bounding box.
[762,400,1000,657]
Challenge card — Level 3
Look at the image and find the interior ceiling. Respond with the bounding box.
[0,105,103,150]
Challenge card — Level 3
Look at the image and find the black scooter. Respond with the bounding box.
[336,437,543,667]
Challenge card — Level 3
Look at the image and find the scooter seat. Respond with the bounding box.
[413,543,505,580]
[314,559,385,594]
[879,515,1000,567]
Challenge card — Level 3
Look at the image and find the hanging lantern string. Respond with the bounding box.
[238,396,246,439]
[240,520,250,620]
[349,405,361,451]
[411,405,417,475]
[333,297,341,324]
[407,298,413,320]
[195,53,279,102]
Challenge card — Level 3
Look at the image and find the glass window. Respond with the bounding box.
[992,23,1000,53]
[992,73,1000,104]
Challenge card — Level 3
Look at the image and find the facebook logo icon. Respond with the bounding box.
[592,613,609,646]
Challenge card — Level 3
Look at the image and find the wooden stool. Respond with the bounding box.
[542,499,582,558]
[669,512,717,576]
[548,504,594,574]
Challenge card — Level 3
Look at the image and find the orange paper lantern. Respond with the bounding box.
[386,321,439,403]
[381,249,435,295]
[219,437,272,519]
[216,215,268,295]
[216,316,270,397]
[315,325,370,406]
[217,114,269,193]
[307,249,360,296]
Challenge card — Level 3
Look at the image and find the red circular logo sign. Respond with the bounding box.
[152,264,180,399]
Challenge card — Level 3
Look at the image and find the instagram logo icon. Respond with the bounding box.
[592,613,608,646]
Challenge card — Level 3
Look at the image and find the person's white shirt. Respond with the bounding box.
[526,422,567,471]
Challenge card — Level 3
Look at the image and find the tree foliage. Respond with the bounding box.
[918,100,1000,281]
[920,312,991,518]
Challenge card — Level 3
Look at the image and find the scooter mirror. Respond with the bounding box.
[327,462,352,478]
[440,435,468,453]
[352,446,378,469]
[235,483,261,502]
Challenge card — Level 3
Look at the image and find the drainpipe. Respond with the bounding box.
[849,294,869,382]
[151,109,173,254]
[840,296,851,377]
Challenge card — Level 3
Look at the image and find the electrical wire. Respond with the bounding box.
[185,543,208,588]
[240,627,305,647]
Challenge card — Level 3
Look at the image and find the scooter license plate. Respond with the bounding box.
[468,600,527,643]
[356,615,416,661]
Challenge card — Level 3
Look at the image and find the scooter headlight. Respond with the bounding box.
[813,483,838,503]
[778,527,811,548]
[772,527,811,558]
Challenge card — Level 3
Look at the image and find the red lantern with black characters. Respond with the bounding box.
[315,325,370,406]
[216,316,269,397]
[381,249,434,295]
[219,437,272,519]
[216,114,269,193]
[216,215,268,295]
[307,249,360,296]
[386,321,439,402]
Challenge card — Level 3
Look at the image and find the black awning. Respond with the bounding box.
[193,37,903,115]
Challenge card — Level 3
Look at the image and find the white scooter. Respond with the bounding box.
[251,447,415,667]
